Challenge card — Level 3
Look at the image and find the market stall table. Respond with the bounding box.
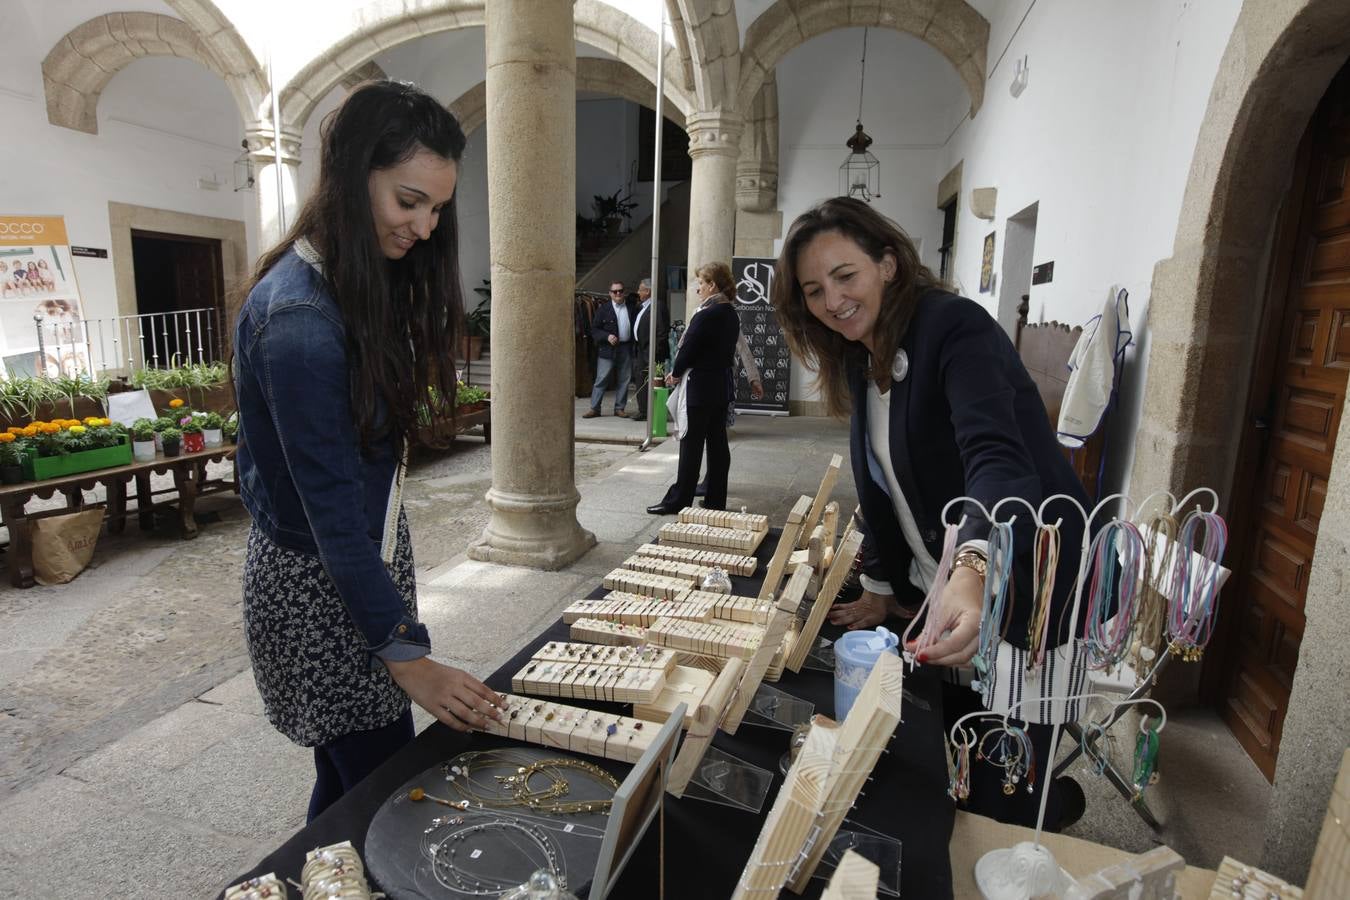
[222,528,958,898]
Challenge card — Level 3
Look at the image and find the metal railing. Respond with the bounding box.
[32,307,221,377]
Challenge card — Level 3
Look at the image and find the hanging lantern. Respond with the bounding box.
[838,28,880,202]
[233,139,255,192]
[839,123,880,202]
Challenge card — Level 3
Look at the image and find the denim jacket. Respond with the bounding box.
[233,243,430,664]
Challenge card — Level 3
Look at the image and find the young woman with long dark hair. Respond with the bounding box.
[771,197,1088,829]
[233,81,502,820]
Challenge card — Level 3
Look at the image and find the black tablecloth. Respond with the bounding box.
[222,530,955,899]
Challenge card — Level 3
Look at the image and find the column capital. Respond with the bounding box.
[685,111,744,160]
[245,122,303,166]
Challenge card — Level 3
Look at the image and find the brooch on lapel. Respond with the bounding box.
[892,349,909,383]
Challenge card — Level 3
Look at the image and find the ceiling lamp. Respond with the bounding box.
[839,28,880,202]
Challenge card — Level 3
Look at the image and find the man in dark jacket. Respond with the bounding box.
[631,277,669,422]
[584,281,637,417]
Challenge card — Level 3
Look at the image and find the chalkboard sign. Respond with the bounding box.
[732,256,791,415]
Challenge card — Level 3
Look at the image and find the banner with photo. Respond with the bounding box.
[0,215,90,378]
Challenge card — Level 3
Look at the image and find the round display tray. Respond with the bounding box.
[365,748,615,899]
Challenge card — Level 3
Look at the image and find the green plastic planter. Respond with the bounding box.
[22,436,132,481]
[651,386,669,437]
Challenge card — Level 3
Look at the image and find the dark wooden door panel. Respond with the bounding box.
[1219,64,1350,780]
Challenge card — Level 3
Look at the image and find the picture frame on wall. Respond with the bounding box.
[979,231,996,293]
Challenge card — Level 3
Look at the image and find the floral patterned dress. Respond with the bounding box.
[242,510,416,747]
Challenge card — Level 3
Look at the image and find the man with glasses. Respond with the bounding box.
[584,280,637,418]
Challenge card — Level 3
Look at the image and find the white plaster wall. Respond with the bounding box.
[941,0,1242,489]
[773,26,968,403]
[0,47,254,328]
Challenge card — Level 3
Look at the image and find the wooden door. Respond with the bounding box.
[1218,67,1350,780]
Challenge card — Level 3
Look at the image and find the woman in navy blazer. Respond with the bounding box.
[772,197,1088,829]
[648,262,742,514]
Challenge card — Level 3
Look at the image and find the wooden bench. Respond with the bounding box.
[0,446,237,588]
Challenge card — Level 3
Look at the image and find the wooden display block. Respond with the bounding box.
[786,527,864,673]
[722,564,812,733]
[646,617,764,660]
[528,641,677,671]
[658,521,766,554]
[601,568,692,599]
[684,589,774,624]
[676,507,770,534]
[634,542,758,577]
[510,658,668,705]
[759,495,814,602]
[787,652,904,892]
[482,694,657,764]
[633,664,716,728]
[562,594,712,626]
[666,657,746,797]
[733,717,840,899]
[798,454,843,549]
[569,618,648,646]
[619,554,725,591]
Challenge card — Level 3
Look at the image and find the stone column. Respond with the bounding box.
[684,110,743,319]
[246,122,302,250]
[735,77,782,259]
[470,0,595,569]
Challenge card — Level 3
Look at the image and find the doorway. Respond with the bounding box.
[1206,63,1350,781]
[130,229,225,364]
[997,202,1038,339]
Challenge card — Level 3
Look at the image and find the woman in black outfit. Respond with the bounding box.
[648,261,742,514]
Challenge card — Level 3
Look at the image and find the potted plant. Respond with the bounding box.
[592,189,638,236]
[223,416,239,444]
[0,433,25,484]
[181,416,205,453]
[19,418,131,481]
[161,426,182,458]
[153,415,176,452]
[131,418,157,462]
[461,282,491,361]
[202,411,225,447]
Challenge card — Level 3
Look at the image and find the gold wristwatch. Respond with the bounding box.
[952,548,988,581]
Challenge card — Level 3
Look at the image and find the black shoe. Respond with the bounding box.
[632,414,647,421]
[1053,776,1086,831]
[699,502,725,510]
[646,502,680,515]
[694,481,707,497]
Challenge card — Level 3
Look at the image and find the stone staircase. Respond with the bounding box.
[576,232,628,282]
[457,351,492,389]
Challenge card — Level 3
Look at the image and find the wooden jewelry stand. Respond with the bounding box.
[658,521,766,554]
[633,541,759,576]
[759,495,814,602]
[785,526,863,673]
[480,695,659,764]
[676,507,771,534]
[798,454,843,549]
[569,618,648,646]
[510,642,678,705]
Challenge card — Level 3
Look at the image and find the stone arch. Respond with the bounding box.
[41,11,261,134]
[671,0,741,111]
[450,57,689,138]
[1125,0,1350,884]
[737,0,988,117]
[280,0,694,132]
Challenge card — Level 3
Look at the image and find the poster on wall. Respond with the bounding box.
[979,231,996,293]
[732,256,791,416]
[0,215,89,377]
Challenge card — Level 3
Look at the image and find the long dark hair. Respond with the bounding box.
[771,197,944,417]
[242,80,466,448]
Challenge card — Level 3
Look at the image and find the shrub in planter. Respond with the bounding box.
[201,411,224,447]
[223,417,239,444]
[131,418,157,462]
[153,415,176,452]
[161,426,182,458]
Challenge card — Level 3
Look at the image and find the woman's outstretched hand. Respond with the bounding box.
[384,657,505,732]
[904,567,983,666]
[829,589,904,630]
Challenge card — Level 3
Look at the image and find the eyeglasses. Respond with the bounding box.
[610,289,624,294]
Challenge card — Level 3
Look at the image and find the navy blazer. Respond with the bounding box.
[672,298,739,408]
[850,290,1089,650]
[634,299,670,364]
[591,298,637,359]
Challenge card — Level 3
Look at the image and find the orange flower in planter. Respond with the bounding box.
[6,427,22,434]
[0,433,13,443]
[169,399,185,409]
[68,425,86,435]
[20,426,37,437]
